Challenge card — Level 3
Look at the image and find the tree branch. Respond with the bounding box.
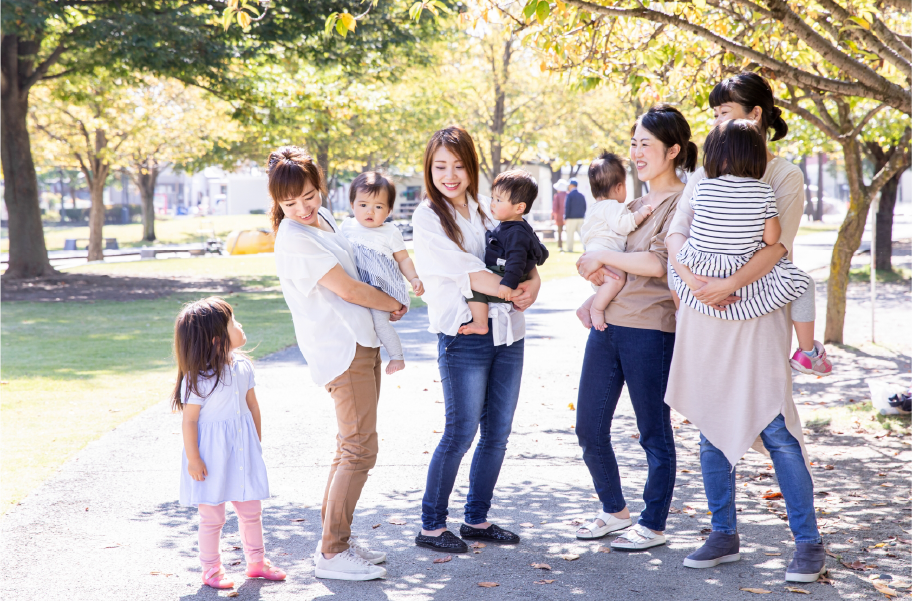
[23,44,67,92]
[814,0,911,70]
[867,127,912,197]
[844,103,887,140]
[774,97,840,139]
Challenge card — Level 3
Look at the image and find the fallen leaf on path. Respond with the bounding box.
[534,579,555,585]
[874,582,899,598]
[842,559,867,571]
[470,542,486,549]
[372,523,381,529]
[227,593,239,598]
[531,563,551,570]
[388,518,407,525]
[560,554,580,561]
[229,561,241,566]
[764,552,781,556]
[824,465,835,470]
[682,419,691,424]
[700,528,712,534]
[680,469,692,473]
[740,588,772,594]
[817,574,833,585]
[519,522,534,528]
[668,507,682,514]
[784,587,810,594]
[478,582,499,588]
[762,492,784,500]
[474,550,481,554]
[631,434,640,439]
[289,518,306,522]
[568,403,575,411]
[598,546,611,553]
[433,556,452,564]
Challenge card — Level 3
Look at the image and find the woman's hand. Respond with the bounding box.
[692,275,740,310]
[188,457,208,482]
[587,267,622,287]
[576,252,606,281]
[511,270,541,311]
[390,303,408,322]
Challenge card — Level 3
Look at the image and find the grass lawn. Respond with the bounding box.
[796,221,840,237]
[1,214,273,253]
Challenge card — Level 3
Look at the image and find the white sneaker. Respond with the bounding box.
[314,539,387,564]
[610,524,666,550]
[314,548,387,581]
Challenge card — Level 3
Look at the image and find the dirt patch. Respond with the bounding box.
[0,273,276,302]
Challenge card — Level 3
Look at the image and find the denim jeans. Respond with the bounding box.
[700,414,820,543]
[575,325,676,532]
[421,323,524,530]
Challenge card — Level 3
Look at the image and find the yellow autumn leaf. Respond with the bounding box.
[340,12,357,32]
[237,11,251,28]
[740,589,772,594]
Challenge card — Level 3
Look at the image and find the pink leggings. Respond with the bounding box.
[198,500,265,572]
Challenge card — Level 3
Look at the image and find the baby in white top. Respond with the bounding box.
[578,152,652,330]
[340,172,424,375]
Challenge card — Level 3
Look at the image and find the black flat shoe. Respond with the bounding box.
[459,523,520,544]
[415,530,469,553]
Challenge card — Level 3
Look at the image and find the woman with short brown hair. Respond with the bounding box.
[268,146,405,581]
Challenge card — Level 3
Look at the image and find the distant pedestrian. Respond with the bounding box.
[563,179,587,252]
[552,179,568,250]
[172,297,287,590]
[269,146,406,581]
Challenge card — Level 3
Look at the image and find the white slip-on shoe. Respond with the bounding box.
[576,511,632,539]
[610,523,667,550]
[315,539,387,565]
[314,549,387,581]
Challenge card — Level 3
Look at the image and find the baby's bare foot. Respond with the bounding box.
[458,321,489,336]
[590,307,607,331]
[576,305,593,329]
[386,359,405,375]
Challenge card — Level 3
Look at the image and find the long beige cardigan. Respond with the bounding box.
[665,158,812,469]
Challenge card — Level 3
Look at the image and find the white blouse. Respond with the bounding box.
[412,197,525,345]
[274,208,380,386]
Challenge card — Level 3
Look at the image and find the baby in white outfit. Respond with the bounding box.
[577,152,652,330]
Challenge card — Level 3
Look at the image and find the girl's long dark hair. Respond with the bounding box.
[422,126,487,251]
[171,297,236,412]
[709,72,789,142]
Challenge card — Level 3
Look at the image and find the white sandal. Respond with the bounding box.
[575,511,632,539]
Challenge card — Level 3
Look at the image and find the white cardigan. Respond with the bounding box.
[412,197,524,345]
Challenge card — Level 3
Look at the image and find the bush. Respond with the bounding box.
[249,209,265,215]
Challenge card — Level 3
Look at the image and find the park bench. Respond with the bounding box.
[63,238,119,251]
[532,224,556,240]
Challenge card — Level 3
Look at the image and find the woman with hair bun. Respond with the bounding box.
[573,104,695,551]
[664,72,828,583]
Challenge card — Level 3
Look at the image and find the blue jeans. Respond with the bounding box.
[575,325,676,532]
[700,414,820,543]
[421,324,524,530]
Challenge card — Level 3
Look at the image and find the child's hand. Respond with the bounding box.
[638,204,654,218]
[498,285,514,301]
[188,457,208,481]
[410,277,425,296]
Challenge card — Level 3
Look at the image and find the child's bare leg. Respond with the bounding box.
[589,274,627,331]
[458,301,489,335]
[576,295,595,328]
[793,321,814,352]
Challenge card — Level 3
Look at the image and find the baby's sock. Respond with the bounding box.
[802,346,819,358]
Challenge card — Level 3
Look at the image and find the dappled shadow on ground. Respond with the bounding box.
[0,273,279,302]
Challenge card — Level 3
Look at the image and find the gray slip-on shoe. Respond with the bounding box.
[785,541,827,583]
[683,531,740,568]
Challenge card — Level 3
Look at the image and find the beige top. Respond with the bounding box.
[665,157,810,468]
[602,190,682,333]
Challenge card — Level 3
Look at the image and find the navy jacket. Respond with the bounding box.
[484,219,549,289]
[564,189,587,219]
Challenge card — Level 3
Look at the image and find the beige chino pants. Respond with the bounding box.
[564,218,584,252]
[321,344,382,554]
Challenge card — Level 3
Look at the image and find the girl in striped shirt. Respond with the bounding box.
[670,120,832,376]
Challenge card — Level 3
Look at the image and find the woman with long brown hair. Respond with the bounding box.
[411,127,542,552]
[268,146,406,581]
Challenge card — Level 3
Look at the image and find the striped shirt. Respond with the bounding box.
[670,175,810,320]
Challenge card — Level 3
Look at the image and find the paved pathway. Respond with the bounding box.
[2,278,909,601]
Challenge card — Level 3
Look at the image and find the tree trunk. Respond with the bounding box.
[874,171,900,271]
[86,169,108,261]
[824,138,869,344]
[131,159,160,242]
[0,35,56,278]
[798,156,813,219]
[814,152,826,221]
[632,162,644,199]
[316,140,330,209]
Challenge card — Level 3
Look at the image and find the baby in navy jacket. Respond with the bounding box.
[459,169,549,336]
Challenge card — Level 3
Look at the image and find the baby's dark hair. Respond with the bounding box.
[589,151,627,199]
[703,119,768,180]
[170,297,243,412]
[492,169,538,215]
[350,171,397,211]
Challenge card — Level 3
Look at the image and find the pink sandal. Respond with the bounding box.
[246,558,286,581]
[202,565,235,589]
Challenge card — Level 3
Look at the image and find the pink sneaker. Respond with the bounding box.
[202,565,235,589]
[790,341,833,377]
[246,558,286,581]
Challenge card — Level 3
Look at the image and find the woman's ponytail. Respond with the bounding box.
[683,141,699,172]
[638,104,697,174]
[769,106,788,141]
